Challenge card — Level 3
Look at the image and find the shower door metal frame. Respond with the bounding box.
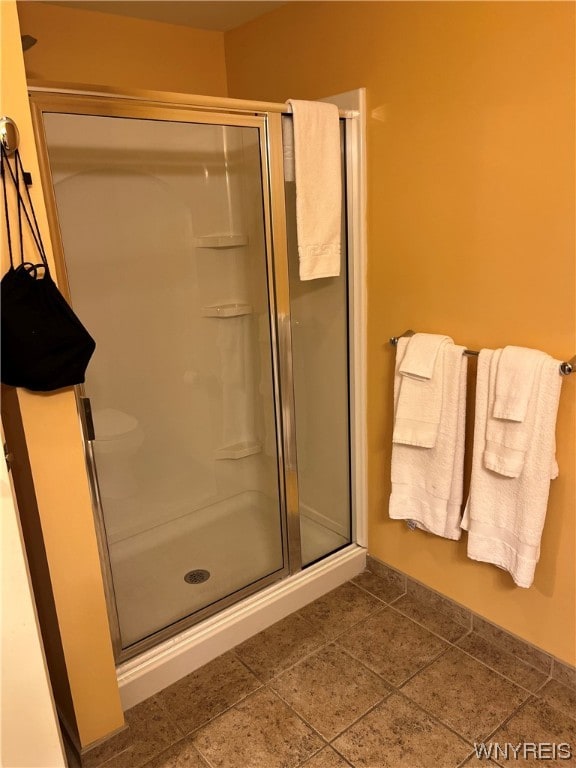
[29,91,302,662]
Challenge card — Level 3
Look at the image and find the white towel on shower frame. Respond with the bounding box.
[287,99,341,281]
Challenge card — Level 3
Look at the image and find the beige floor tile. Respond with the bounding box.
[234,613,326,681]
[352,569,405,604]
[401,647,529,742]
[391,594,469,642]
[337,606,448,686]
[140,737,209,768]
[537,678,576,719]
[332,693,471,768]
[271,644,390,740]
[491,698,576,767]
[456,633,548,692]
[155,651,261,734]
[88,699,182,768]
[299,747,352,767]
[298,582,383,639]
[191,687,323,768]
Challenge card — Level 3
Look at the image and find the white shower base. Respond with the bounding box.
[111,491,282,648]
[110,490,348,649]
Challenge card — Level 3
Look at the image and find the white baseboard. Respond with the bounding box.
[117,544,366,709]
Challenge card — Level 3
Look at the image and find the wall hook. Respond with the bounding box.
[0,117,20,156]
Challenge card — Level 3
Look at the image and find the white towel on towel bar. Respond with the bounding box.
[393,333,452,448]
[493,345,547,422]
[389,336,468,540]
[287,99,341,281]
[461,349,562,588]
[484,348,548,478]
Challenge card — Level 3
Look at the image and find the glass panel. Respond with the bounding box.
[285,122,352,566]
[42,112,285,649]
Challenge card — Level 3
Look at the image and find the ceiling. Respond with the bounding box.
[44,1,287,32]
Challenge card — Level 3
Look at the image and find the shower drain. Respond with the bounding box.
[184,569,211,585]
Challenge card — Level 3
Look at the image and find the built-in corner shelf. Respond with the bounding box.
[194,234,249,249]
[201,303,253,318]
[214,441,262,460]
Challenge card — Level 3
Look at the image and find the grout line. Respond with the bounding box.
[233,638,332,685]
[327,692,395,746]
[328,621,452,690]
[329,687,475,764]
[326,742,354,768]
[265,645,393,743]
[264,683,335,744]
[312,603,389,645]
[293,581,391,645]
[391,686,499,753]
[482,693,536,742]
[158,676,267,743]
[230,618,334,684]
[152,694,190,739]
[137,734,213,768]
[393,645,453,688]
[294,743,336,768]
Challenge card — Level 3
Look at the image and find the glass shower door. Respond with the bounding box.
[285,120,352,566]
[40,108,287,655]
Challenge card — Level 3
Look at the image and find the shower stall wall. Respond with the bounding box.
[29,88,363,671]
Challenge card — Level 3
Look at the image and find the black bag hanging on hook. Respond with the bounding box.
[1,145,96,391]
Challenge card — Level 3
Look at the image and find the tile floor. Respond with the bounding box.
[80,569,576,768]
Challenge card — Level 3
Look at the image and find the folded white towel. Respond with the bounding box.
[399,333,452,379]
[493,345,548,421]
[461,350,562,588]
[390,337,468,540]
[484,348,546,477]
[287,99,341,281]
[394,333,452,448]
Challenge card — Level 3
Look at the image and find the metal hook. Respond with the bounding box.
[0,117,20,156]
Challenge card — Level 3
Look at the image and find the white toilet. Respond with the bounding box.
[92,408,144,499]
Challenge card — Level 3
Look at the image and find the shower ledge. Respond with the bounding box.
[214,441,262,460]
[201,303,252,318]
[194,234,248,248]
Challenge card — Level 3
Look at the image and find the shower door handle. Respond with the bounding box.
[80,396,96,441]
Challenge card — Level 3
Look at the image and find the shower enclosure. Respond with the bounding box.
[30,89,356,662]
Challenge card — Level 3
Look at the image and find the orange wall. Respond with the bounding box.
[17,1,227,95]
[225,1,576,664]
[2,0,125,748]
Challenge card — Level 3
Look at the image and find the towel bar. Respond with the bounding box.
[389,330,575,376]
